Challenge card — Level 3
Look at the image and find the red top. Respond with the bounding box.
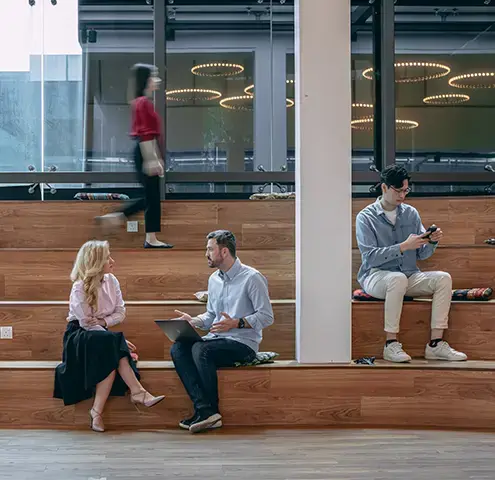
[130,96,162,145]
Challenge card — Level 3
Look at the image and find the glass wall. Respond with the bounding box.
[0,1,42,175]
[393,3,495,187]
[0,0,297,199]
[0,0,83,199]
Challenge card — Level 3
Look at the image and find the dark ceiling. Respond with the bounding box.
[78,1,495,34]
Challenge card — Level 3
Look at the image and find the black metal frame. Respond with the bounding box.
[154,0,167,200]
[0,172,294,185]
[372,0,395,172]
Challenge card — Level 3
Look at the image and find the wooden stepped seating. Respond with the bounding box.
[3,299,493,362]
[0,249,294,301]
[2,360,495,430]
[353,197,495,248]
[1,247,490,301]
[0,201,295,250]
[353,300,495,360]
[351,196,495,361]
[0,302,295,361]
[352,246,495,290]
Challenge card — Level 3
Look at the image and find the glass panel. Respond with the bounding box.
[351,3,374,172]
[43,0,84,198]
[394,3,495,177]
[69,1,154,192]
[0,0,42,177]
[166,51,254,174]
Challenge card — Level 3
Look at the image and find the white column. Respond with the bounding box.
[295,0,352,363]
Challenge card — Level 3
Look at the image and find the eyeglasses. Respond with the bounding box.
[390,186,411,195]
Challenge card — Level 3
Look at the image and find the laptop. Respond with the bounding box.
[155,319,202,343]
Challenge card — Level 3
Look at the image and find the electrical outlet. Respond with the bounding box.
[0,326,13,339]
[127,221,138,233]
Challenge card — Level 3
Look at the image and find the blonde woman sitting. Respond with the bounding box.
[54,240,165,432]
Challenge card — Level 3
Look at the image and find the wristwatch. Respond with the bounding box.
[238,318,245,329]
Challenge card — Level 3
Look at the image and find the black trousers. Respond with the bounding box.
[170,338,256,416]
[120,141,161,233]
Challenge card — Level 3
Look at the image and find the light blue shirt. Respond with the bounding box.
[195,258,274,353]
[355,197,437,288]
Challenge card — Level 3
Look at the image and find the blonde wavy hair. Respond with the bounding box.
[70,240,110,311]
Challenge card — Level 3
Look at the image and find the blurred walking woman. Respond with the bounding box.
[96,64,173,249]
[54,240,165,432]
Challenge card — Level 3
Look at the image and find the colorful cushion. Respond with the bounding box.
[352,289,414,302]
[353,288,493,302]
[249,193,295,201]
[452,288,493,301]
[194,291,208,303]
[234,351,279,367]
[74,193,130,201]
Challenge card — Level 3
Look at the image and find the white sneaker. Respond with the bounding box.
[425,341,467,361]
[383,342,412,363]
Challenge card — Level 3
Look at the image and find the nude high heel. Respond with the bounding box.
[89,408,105,433]
[130,389,165,410]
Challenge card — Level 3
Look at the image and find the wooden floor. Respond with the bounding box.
[1,428,494,480]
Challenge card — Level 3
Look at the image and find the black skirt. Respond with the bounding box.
[53,320,140,406]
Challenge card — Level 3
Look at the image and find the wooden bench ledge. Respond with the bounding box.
[0,299,296,306]
[3,359,495,371]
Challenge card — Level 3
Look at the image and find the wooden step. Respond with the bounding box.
[0,201,294,250]
[353,196,495,247]
[352,246,495,290]
[0,302,295,361]
[352,300,495,360]
[3,197,493,250]
[0,249,294,301]
[2,360,495,430]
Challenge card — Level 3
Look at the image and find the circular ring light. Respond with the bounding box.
[166,88,222,102]
[363,62,451,83]
[422,93,470,105]
[351,117,419,131]
[219,95,253,111]
[244,84,254,96]
[449,72,495,89]
[352,103,374,109]
[191,62,244,77]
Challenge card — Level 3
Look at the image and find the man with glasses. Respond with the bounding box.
[355,164,467,363]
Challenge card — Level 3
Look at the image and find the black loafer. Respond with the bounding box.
[143,242,174,249]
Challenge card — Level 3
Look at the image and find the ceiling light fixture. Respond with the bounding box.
[449,72,495,89]
[191,62,244,77]
[363,62,451,83]
[220,95,253,111]
[352,103,374,109]
[351,117,419,131]
[166,88,222,102]
[422,93,470,105]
